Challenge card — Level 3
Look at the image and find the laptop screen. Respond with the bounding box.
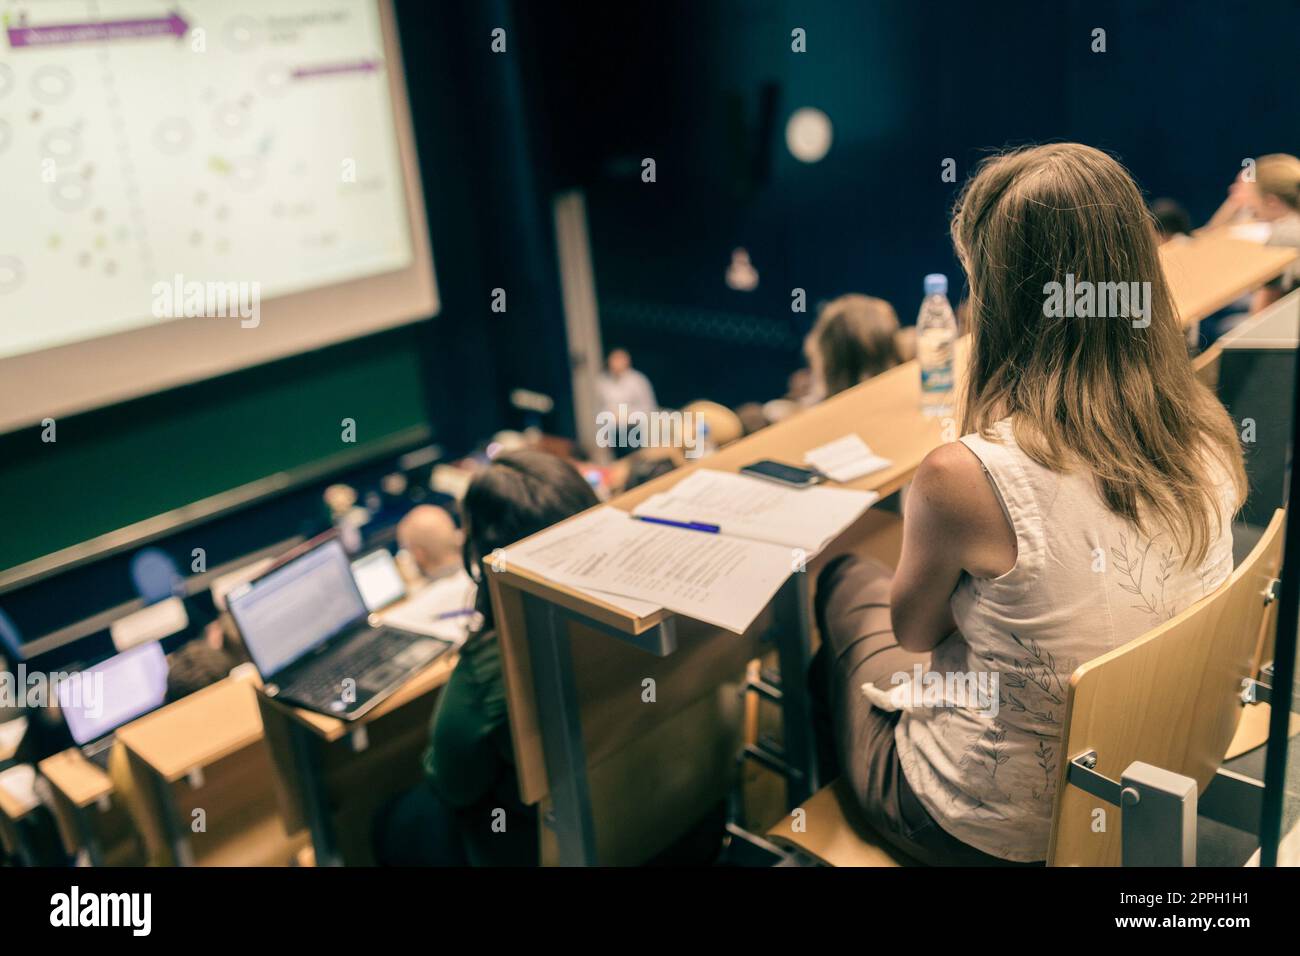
[351,549,407,611]
[59,642,169,746]
[228,538,369,678]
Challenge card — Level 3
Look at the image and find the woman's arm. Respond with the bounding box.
[1203,179,1252,231]
[890,442,1016,652]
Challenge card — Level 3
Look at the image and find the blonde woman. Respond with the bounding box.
[811,143,1246,865]
[1206,154,1300,308]
[1206,153,1300,235]
[804,294,902,401]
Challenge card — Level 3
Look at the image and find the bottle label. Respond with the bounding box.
[918,330,954,393]
[921,365,953,393]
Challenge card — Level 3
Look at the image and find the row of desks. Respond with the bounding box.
[3,235,1294,868]
[493,235,1298,639]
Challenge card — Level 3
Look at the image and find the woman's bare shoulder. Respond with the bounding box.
[913,441,1016,577]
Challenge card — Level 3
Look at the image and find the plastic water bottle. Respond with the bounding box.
[917,273,957,417]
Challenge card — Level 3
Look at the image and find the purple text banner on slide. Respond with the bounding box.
[7,13,189,48]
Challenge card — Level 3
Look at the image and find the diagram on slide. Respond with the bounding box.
[0,1,414,360]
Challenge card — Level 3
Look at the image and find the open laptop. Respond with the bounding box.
[350,548,407,611]
[227,535,449,720]
[59,642,169,769]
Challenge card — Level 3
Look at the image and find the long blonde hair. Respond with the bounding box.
[950,143,1245,565]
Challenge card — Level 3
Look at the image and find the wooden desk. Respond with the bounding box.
[488,346,957,863]
[37,748,128,865]
[0,763,41,864]
[256,654,456,866]
[1160,235,1297,328]
[116,673,304,866]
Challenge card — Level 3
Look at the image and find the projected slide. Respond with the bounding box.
[0,0,415,360]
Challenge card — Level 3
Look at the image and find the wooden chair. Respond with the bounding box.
[769,509,1285,866]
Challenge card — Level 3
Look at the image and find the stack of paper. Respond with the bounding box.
[500,470,878,634]
[804,434,892,483]
[499,507,792,634]
[631,469,878,553]
[380,570,481,647]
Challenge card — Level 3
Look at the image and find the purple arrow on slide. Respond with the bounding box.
[7,12,189,48]
[291,59,384,81]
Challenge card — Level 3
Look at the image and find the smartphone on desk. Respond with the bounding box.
[739,459,824,489]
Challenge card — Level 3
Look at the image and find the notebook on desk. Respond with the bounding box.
[500,471,877,634]
[378,569,480,647]
[630,468,879,553]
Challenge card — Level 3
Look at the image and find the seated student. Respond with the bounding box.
[396,504,463,581]
[165,633,238,704]
[1205,153,1300,242]
[372,450,598,866]
[1225,154,1300,308]
[811,143,1244,865]
[804,293,901,401]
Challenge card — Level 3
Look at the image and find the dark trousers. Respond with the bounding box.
[811,555,1038,866]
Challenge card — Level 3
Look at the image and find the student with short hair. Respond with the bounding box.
[372,450,598,866]
[804,294,902,400]
[812,143,1245,865]
[396,504,463,580]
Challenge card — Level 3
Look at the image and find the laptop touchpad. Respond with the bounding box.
[393,640,441,668]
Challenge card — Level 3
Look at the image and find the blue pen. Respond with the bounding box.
[434,608,477,621]
[635,515,721,533]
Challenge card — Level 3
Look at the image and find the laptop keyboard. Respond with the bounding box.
[296,635,389,700]
[293,631,443,706]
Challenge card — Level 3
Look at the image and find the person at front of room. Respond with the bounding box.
[597,347,658,421]
[810,143,1245,865]
[372,450,599,866]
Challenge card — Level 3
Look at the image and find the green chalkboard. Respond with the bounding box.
[0,325,431,574]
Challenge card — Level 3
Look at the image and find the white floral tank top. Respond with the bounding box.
[894,419,1236,862]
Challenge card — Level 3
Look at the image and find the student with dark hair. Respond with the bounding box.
[372,450,598,866]
[1150,197,1191,242]
[165,636,238,704]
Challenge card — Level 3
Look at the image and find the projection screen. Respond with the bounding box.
[0,0,437,433]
